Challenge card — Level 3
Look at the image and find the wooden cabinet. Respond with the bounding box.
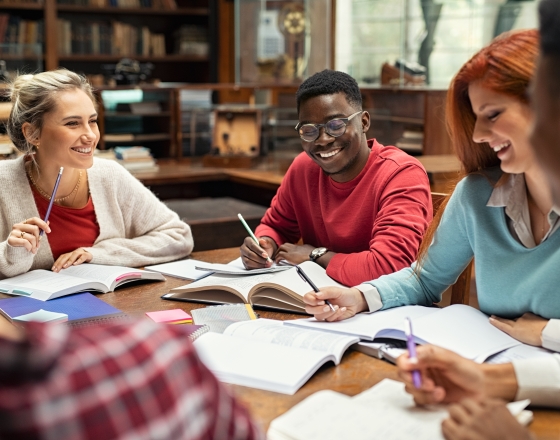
[0,0,217,83]
[360,87,452,156]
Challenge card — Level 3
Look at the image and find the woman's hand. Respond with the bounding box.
[7,217,50,254]
[52,248,92,272]
[303,286,368,321]
[490,312,548,346]
[442,398,534,440]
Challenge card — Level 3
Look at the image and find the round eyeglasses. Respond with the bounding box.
[295,110,363,142]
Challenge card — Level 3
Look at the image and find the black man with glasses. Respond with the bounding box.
[240,69,432,287]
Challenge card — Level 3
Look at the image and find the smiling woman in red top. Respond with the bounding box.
[0,69,193,279]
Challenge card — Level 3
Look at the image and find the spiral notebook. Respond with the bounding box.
[0,292,127,327]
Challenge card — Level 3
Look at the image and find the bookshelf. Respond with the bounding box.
[0,0,216,83]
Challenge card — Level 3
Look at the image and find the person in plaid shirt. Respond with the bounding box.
[0,318,261,439]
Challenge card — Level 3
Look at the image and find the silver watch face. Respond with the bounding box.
[310,247,328,260]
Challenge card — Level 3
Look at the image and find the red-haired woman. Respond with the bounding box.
[303,29,560,351]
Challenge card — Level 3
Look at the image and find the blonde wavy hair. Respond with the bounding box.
[6,69,96,155]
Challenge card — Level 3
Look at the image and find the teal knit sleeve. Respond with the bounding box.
[367,175,479,309]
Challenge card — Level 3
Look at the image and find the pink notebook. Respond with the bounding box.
[145,309,192,324]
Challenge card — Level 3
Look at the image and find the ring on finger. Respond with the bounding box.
[23,219,28,224]
[20,231,26,239]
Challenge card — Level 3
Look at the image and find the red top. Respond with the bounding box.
[255,139,433,286]
[30,184,99,260]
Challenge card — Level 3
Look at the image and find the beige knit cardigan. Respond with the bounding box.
[0,156,193,279]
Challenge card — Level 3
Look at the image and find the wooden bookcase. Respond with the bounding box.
[0,0,217,83]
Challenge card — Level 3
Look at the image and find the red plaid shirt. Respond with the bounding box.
[0,320,261,440]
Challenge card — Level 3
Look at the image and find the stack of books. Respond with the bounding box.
[114,146,159,173]
[395,129,424,154]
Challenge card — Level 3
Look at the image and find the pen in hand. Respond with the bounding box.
[404,317,422,388]
[296,265,336,313]
[40,167,64,237]
[238,213,273,263]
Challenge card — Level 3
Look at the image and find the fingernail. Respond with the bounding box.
[340,307,346,312]
[317,301,325,306]
[63,263,68,268]
[334,305,340,311]
[323,306,330,312]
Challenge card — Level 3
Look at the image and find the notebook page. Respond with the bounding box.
[145,259,211,280]
[284,305,439,340]
[409,304,521,362]
[268,382,447,440]
[195,257,291,275]
[224,319,358,363]
[193,332,332,394]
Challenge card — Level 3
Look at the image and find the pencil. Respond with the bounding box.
[237,213,273,263]
[39,167,63,237]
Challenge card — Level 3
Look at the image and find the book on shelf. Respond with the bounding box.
[163,260,344,314]
[193,318,359,394]
[267,379,532,440]
[285,304,521,363]
[0,264,165,301]
[54,0,177,10]
[0,292,128,327]
[56,19,167,56]
[0,15,43,51]
[395,129,424,154]
[116,101,162,115]
[113,145,158,172]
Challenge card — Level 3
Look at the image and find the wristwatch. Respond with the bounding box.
[309,247,328,262]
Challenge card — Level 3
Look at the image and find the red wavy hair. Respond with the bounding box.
[416,29,539,268]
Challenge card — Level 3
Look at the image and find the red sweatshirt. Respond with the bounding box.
[255,139,432,286]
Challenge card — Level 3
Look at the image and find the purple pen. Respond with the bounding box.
[404,317,422,388]
[39,167,63,237]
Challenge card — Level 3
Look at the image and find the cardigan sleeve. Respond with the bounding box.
[365,176,476,308]
[84,161,193,267]
[513,354,560,407]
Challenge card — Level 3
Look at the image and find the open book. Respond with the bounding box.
[164,261,344,313]
[285,304,521,362]
[268,379,532,440]
[193,318,359,394]
[0,264,165,301]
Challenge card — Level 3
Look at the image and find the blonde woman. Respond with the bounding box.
[0,69,193,279]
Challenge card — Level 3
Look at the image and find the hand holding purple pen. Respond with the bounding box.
[404,317,422,388]
[39,167,64,237]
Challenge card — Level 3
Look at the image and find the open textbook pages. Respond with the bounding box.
[285,304,521,362]
[194,257,292,275]
[0,264,165,301]
[193,318,359,394]
[165,260,344,313]
[267,379,532,440]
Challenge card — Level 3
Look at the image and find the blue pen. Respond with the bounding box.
[40,167,64,237]
[404,317,422,388]
[296,265,336,313]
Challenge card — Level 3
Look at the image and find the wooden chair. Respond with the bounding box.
[431,192,473,305]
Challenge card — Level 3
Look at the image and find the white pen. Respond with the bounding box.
[238,213,273,263]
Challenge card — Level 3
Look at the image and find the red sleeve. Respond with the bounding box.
[326,164,432,286]
[255,166,301,246]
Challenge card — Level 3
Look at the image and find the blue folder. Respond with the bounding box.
[0,292,127,327]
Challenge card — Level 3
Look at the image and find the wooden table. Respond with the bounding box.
[2,248,559,438]
[93,248,560,438]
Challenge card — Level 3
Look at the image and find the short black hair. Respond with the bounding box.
[296,70,362,113]
[539,0,560,55]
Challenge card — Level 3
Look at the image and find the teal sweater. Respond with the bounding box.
[368,168,560,319]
